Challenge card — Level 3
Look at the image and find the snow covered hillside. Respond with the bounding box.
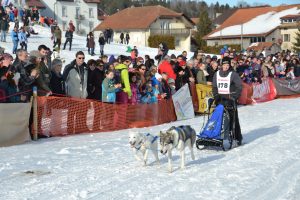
[1,24,196,66]
[1,98,300,200]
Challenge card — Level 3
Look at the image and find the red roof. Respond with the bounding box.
[280,14,300,19]
[94,5,194,31]
[26,0,46,9]
[83,0,101,3]
[247,42,274,51]
[205,4,300,39]
[191,18,198,25]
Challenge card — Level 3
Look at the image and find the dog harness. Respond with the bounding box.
[134,133,158,151]
[145,133,159,144]
[173,126,193,148]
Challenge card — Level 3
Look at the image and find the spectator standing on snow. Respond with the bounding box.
[11,26,19,54]
[120,32,124,44]
[18,27,28,51]
[0,13,9,42]
[87,32,95,56]
[125,33,130,45]
[98,33,105,56]
[63,27,73,51]
[53,26,62,51]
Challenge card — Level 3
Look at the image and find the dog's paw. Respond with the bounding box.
[143,160,147,166]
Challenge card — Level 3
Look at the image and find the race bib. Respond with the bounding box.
[217,71,232,94]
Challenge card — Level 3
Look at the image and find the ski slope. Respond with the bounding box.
[1,98,300,200]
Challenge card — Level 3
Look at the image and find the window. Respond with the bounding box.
[76,7,80,19]
[62,6,67,17]
[89,22,94,32]
[283,34,290,42]
[89,8,94,18]
[62,21,67,31]
[176,39,180,47]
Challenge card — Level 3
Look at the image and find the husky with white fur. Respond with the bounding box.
[159,125,196,172]
[129,132,160,166]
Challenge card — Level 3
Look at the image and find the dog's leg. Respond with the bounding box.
[189,141,195,161]
[181,149,185,170]
[143,149,149,166]
[153,143,160,165]
[168,150,172,173]
[133,149,143,162]
[153,149,160,166]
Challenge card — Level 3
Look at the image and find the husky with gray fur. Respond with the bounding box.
[160,125,196,172]
[129,132,160,166]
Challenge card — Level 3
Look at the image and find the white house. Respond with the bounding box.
[40,0,100,34]
[204,4,300,50]
[94,5,194,51]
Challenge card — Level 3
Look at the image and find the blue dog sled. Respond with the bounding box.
[196,99,237,151]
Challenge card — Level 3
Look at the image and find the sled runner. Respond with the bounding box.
[196,99,237,151]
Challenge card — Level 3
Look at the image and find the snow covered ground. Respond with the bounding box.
[1,23,300,200]
[1,98,300,200]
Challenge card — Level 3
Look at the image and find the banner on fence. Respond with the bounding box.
[238,83,254,105]
[172,84,195,120]
[272,78,300,96]
[252,78,277,103]
[0,103,31,147]
[195,84,214,113]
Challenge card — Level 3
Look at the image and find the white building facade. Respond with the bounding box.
[40,0,100,34]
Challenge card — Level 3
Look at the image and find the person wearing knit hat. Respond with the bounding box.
[50,58,65,95]
[212,53,243,146]
[52,58,63,68]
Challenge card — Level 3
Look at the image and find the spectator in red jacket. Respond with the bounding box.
[158,56,176,81]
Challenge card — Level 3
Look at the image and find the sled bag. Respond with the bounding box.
[200,104,224,139]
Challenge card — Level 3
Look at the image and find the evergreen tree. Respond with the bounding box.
[196,8,212,49]
[292,28,300,53]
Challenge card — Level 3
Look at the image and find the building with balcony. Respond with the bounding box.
[278,14,300,51]
[204,4,300,50]
[40,0,101,35]
[94,5,194,51]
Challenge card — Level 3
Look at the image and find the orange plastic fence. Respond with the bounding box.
[36,96,177,137]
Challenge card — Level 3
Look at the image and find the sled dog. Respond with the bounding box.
[129,132,160,166]
[159,125,196,172]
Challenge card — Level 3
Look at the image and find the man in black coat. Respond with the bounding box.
[212,58,243,146]
[87,60,104,101]
[63,28,73,51]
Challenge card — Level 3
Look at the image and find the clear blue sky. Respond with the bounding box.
[200,0,300,6]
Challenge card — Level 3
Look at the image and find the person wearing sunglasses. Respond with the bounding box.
[63,51,89,133]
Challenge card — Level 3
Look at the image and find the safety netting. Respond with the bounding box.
[37,96,177,137]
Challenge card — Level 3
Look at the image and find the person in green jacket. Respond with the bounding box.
[115,55,132,103]
[196,63,208,85]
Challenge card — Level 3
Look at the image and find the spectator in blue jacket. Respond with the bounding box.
[18,27,28,51]
[11,27,19,54]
